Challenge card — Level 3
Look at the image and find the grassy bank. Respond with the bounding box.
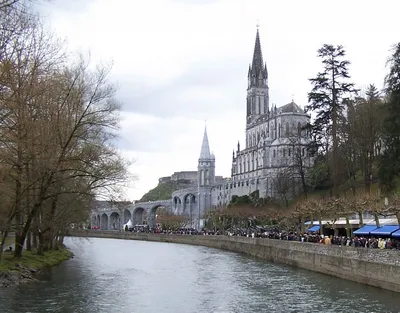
[0,248,73,275]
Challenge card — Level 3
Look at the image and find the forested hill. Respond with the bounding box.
[140,180,193,202]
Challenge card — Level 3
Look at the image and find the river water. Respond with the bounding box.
[0,237,399,313]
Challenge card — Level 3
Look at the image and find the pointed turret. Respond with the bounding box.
[199,126,211,160]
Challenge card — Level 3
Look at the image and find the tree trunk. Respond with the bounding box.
[37,231,44,256]
[364,151,371,194]
[345,215,350,238]
[318,212,323,235]
[0,230,9,262]
[300,171,308,199]
[300,215,305,233]
[332,83,339,197]
[358,211,364,226]
[374,213,380,228]
[32,231,38,249]
[14,178,23,257]
[14,202,40,258]
[26,231,32,251]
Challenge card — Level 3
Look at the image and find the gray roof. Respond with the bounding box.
[279,101,304,113]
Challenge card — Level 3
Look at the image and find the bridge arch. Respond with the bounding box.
[101,213,108,230]
[133,207,146,225]
[183,194,196,228]
[148,205,169,228]
[91,215,97,227]
[123,209,132,224]
[173,196,182,211]
[110,212,121,230]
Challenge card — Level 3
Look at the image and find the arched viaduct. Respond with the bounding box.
[91,188,201,230]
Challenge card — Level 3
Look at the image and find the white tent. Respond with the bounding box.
[123,219,133,230]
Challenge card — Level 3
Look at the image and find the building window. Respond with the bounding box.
[286,122,289,136]
[289,148,291,156]
[273,150,276,158]
[298,122,301,136]
[283,149,286,157]
[302,148,305,156]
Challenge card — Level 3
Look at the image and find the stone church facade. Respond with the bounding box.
[170,28,313,222]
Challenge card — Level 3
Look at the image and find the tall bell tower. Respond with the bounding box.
[197,126,215,227]
[198,126,215,187]
[246,27,269,126]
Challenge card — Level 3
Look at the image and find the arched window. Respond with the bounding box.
[278,124,281,138]
[286,122,289,136]
[273,150,276,158]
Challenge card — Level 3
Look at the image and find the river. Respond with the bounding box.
[0,237,399,312]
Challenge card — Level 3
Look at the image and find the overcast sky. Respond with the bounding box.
[38,0,399,201]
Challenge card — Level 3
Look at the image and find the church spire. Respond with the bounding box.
[248,27,268,89]
[199,126,211,160]
[252,28,264,75]
[246,25,270,123]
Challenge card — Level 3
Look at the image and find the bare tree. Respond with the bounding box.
[0,11,130,258]
[273,168,292,207]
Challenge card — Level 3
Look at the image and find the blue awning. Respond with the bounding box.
[392,230,400,238]
[353,225,378,236]
[370,225,400,236]
[307,225,320,232]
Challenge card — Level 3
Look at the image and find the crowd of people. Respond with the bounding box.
[124,224,400,250]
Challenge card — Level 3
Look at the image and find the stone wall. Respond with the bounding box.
[171,171,198,183]
[68,230,400,293]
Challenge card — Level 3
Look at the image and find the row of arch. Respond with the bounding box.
[91,205,169,230]
[173,193,197,215]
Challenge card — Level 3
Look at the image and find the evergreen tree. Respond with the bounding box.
[379,43,400,192]
[306,44,357,197]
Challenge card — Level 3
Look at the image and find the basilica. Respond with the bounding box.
[169,28,313,218]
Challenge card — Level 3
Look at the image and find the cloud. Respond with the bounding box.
[37,0,400,200]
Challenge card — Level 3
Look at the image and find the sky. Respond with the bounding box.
[37,0,400,201]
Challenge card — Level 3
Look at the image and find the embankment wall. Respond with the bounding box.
[67,230,400,293]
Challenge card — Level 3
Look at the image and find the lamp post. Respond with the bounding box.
[198,192,201,231]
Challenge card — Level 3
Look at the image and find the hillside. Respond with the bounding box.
[140,180,194,202]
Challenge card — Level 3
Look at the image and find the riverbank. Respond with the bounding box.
[68,230,400,293]
[0,248,73,287]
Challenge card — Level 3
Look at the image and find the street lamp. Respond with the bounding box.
[198,192,201,231]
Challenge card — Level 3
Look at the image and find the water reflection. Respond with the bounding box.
[0,237,399,313]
